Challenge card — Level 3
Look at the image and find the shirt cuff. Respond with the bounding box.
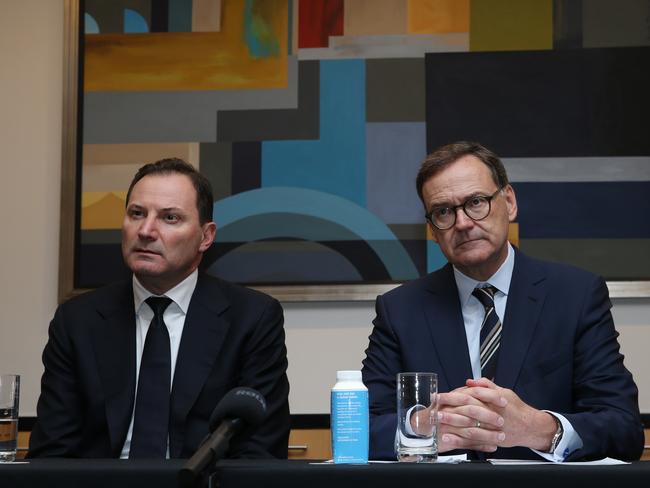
[531,411,583,462]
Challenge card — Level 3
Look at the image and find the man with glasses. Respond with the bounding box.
[362,141,643,461]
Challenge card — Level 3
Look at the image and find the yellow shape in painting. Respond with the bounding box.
[470,0,552,52]
[82,192,127,230]
[426,223,434,240]
[508,222,519,247]
[408,0,469,34]
[85,0,288,91]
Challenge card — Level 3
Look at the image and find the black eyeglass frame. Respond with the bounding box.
[425,187,503,230]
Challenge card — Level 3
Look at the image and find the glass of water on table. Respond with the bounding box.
[0,375,20,462]
[396,372,438,463]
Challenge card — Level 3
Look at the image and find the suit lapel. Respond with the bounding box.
[497,250,547,389]
[91,282,137,455]
[169,275,230,456]
[423,265,473,390]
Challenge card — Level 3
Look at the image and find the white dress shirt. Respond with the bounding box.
[119,269,198,458]
[452,244,582,462]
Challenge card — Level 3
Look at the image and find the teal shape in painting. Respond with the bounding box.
[262,59,366,207]
[85,13,99,34]
[213,187,418,280]
[124,8,148,33]
[427,240,447,273]
[244,0,280,58]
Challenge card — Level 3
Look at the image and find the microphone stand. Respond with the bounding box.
[179,419,242,488]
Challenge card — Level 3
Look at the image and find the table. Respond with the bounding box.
[214,459,650,488]
[0,458,184,488]
[1,459,649,488]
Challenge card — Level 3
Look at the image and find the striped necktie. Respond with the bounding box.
[472,286,501,380]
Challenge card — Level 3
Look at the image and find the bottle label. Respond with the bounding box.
[331,390,369,464]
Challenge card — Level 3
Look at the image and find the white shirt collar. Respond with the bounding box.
[132,269,198,314]
[453,243,515,307]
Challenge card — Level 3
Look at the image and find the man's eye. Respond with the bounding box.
[468,197,484,208]
[164,214,180,223]
[129,209,144,218]
[435,207,450,217]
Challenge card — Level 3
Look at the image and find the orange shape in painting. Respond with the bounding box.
[508,222,519,248]
[85,0,288,91]
[407,0,469,33]
[344,0,407,36]
[82,192,126,230]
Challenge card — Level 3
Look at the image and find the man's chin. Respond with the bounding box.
[127,260,165,278]
[451,246,492,267]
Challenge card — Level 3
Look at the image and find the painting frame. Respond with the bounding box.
[58,0,650,302]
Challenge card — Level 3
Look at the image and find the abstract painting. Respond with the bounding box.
[60,0,650,300]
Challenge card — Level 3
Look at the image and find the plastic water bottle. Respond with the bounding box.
[331,370,369,464]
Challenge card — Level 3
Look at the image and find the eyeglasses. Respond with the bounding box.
[425,188,502,230]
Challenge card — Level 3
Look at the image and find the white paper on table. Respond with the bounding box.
[488,457,629,466]
[311,454,467,465]
[557,457,630,466]
[436,454,468,463]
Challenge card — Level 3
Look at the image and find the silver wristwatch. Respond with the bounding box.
[548,415,564,453]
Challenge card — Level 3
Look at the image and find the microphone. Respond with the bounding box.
[180,387,267,488]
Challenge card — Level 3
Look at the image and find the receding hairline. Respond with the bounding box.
[415,141,509,205]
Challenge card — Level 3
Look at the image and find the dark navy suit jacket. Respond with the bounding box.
[362,249,643,461]
[29,273,290,459]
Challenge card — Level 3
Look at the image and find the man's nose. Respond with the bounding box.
[454,207,474,230]
[138,216,158,239]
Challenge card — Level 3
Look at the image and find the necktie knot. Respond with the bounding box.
[146,296,172,319]
[472,285,497,310]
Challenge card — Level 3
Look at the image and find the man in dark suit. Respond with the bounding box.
[362,142,644,461]
[29,158,290,459]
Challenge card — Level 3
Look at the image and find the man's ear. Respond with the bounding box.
[199,222,217,252]
[503,185,518,223]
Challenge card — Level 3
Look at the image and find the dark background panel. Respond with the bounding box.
[231,142,262,194]
[425,47,650,157]
[217,61,319,142]
[206,241,364,283]
[78,243,130,288]
[514,181,650,238]
[552,0,582,50]
[520,238,650,280]
[206,239,393,284]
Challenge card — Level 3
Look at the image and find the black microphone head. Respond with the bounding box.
[208,387,267,432]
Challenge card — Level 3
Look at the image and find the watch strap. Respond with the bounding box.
[548,415,564,453]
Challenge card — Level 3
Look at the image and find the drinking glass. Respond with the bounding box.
[0,375,20,462]
[396,372,437,462]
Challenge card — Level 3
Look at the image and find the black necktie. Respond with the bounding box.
[129,296,172,458]
[472,286,501,380]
